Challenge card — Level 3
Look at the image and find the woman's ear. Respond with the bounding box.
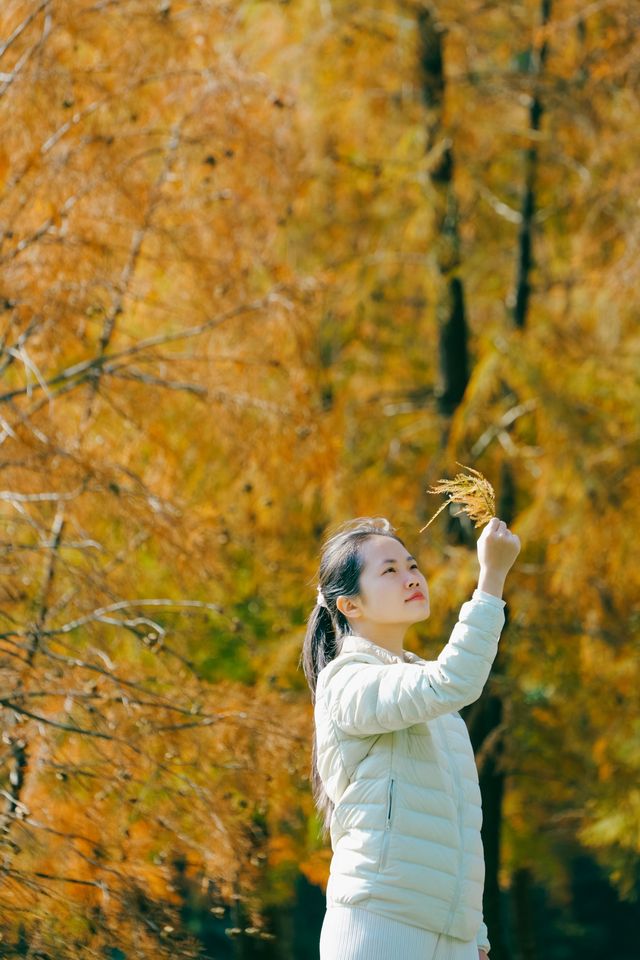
[336,595,361,619]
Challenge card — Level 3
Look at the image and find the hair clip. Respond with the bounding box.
[316,585,328,608]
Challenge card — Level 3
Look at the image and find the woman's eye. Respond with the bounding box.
[384,568,395,574]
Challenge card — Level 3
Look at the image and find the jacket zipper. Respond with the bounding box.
[441,728,465,935]
[379,777,395,871]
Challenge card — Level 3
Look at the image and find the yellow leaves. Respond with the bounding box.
[298,847,332,890]
[0,144,9,192]
[593,737,615,783]
[267,833,299,869]
[0,0,638,951]
[580,790,640,852]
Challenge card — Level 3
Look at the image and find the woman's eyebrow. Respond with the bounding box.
[379,555,416,566]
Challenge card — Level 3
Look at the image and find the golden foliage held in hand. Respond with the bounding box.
[419,463,496,533]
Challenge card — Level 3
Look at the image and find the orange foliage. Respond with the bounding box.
[1,0,639,955]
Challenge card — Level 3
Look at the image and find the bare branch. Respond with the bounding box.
[0,0,51,61]
[105,369,207,395]
[0,289,283,407]
[89,125,184,410]
[0,699,117,739]
[26,506,65,665]
[46,597,225,636]
[470,398,539,457]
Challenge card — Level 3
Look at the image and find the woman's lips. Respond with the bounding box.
[406,592,425,602]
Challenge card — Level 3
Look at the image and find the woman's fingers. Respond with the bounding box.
[489,517,512,535]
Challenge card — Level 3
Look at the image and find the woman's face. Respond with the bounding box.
[340,535,430,626]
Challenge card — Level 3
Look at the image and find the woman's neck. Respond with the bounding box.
[351,621,407,658]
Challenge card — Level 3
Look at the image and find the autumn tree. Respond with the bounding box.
[0,1,326,956]
[241,0,640,955]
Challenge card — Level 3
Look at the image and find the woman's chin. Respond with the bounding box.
[408,608,430,622]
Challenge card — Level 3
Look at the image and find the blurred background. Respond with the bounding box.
[0,1,638,957]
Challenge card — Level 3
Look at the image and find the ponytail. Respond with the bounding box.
[300,604,340,838]
[300,604,338,705]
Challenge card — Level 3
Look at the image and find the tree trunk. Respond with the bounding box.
[472,685,508,960]
[464,463,516,960]
[513,867,537,960]
[512,0,552,329]
[506,5,552,951]
[417,8,469,418]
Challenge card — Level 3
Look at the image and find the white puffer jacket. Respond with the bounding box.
[314,589,506,954]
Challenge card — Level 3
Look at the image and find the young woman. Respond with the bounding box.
[301,515,520,960]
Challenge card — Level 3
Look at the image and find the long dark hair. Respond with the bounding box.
[300,516,408,839]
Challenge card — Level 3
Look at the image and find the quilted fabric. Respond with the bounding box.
[314,589,506,953]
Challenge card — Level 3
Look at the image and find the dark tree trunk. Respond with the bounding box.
[437,275,469,416]
[470,682,507,960]
[513,867,537,960]
[512,0,552,329]
[464,463,517,960]
[506,5,553,952]
[417,8,469,418]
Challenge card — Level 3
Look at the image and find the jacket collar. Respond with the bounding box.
[339,634,424,666]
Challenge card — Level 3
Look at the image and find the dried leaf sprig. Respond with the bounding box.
[419,463,496,532]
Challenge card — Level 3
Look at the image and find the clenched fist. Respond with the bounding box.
[476,517,520,599]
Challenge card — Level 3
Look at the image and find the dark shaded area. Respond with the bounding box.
[177,857,637,960]
[0,846,636,959]
[462,462,518,960]
[172,872,326,959]
[502,855,639,960]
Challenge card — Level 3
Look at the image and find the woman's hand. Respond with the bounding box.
[476,517,521,599]
[478,951,489,960]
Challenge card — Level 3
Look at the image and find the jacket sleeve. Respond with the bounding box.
[476,916,490,954]
[321,590,505,736]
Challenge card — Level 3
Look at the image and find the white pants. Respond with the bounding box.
[319,905,479,960]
